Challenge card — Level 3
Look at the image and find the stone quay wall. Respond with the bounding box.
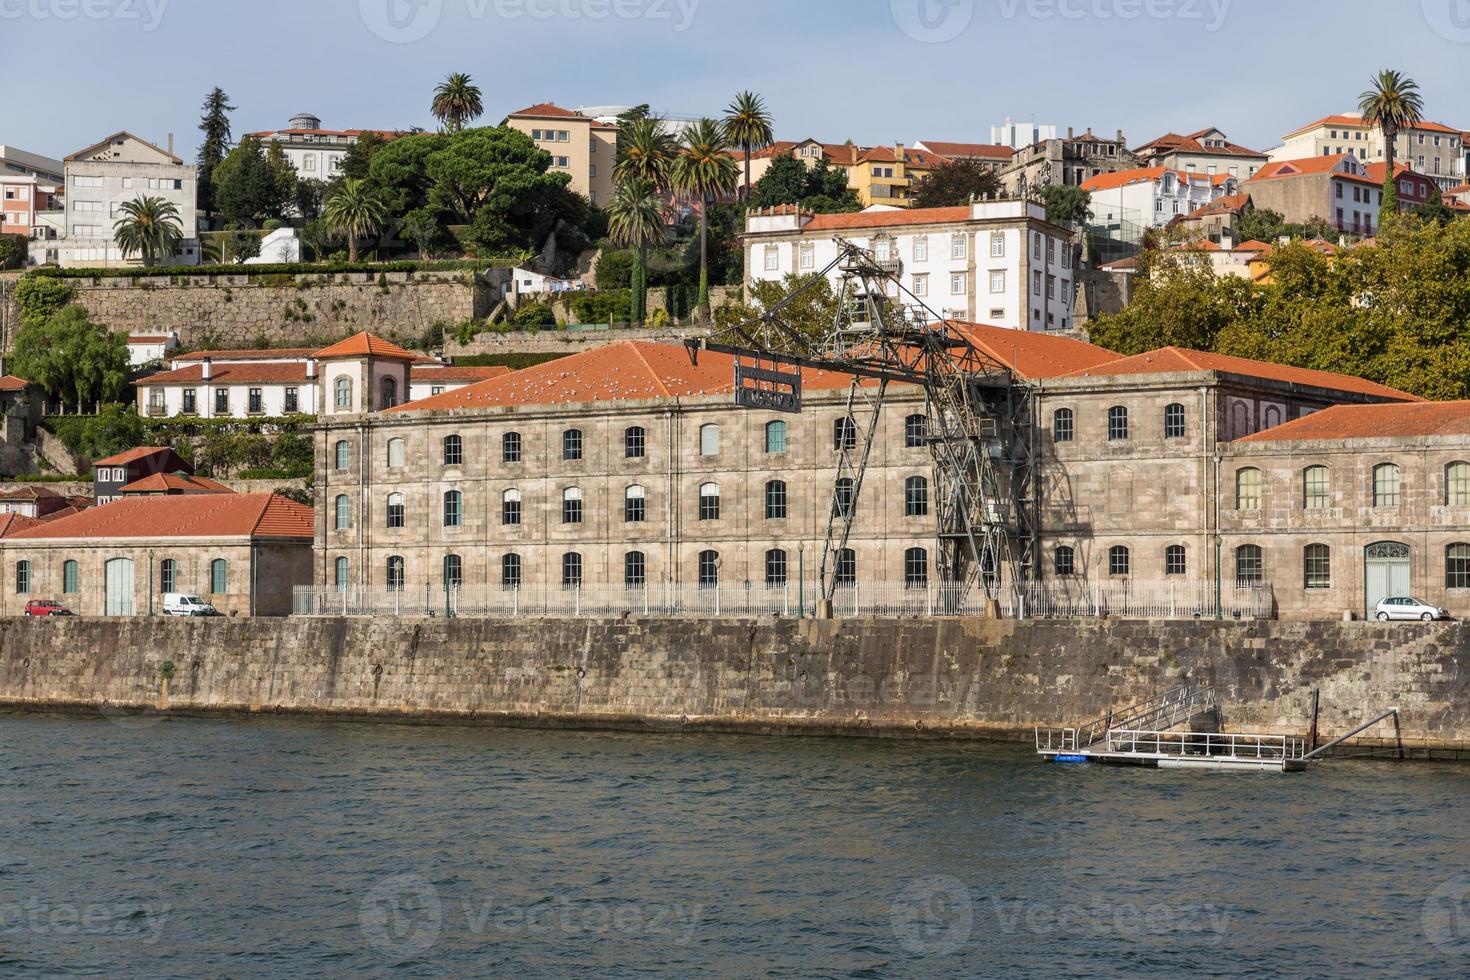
[0,617,1465,756]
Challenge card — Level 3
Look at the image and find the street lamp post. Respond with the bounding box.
[797,543,805,619]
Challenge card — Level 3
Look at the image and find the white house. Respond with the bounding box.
[742,200,1079,332]
[126,332,179,367]
[1081,166,1240,232]
[244,227,302,264]
[247,114,399,181]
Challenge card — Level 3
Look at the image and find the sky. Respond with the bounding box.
[5,0,1470,162]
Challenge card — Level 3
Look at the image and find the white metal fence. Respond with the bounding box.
[292,579,1273,620]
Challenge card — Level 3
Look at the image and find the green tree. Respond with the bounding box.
[340,131,387,181]
[0,234,26,270]
[671,119,739,321]
[424,128,578,256]
[265,141,298,217]
[1413,185,1458,226]
[713,273,841,348]
[1039,184,1092,225]
[614,104,651,160]
[1359,68,1424,214]
[10,305,129,411]
[748,155,859,213]
[912,157,1000,209]
[607,177,665,323]
[614,116,677,189]
[431,72,484,133]
[196,86,235,217]
[112,196,185,266]
[723,90,774,199]
[294,177,328,222]
[400,207,452,257]
[14,275,74,330]
[213,136,290,226]
[323,179,388,262]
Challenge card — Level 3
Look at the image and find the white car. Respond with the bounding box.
[163,593,220,617]
[1374,597,1449,622]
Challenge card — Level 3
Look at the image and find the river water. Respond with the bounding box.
[1,713,1468,977]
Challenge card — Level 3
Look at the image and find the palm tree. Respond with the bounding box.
[1359,69,1424,212]
[323,179,388,263]
[431,72,484,133]
[113,196,184,267]
[723,91,774,199]
[670,118,739,322]
[607,177,666,324]
[614,116,677,190]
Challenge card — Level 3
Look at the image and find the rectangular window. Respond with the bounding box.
[182,389,196,414]
[284,387,298,413]
[248,388,263,414]
[1032,271,1042,295]
[990,233,1004,258]
[1046,275,1055,300]
[764,246,779,271]
[1032,233,1042,259]
[951,235,967,260]
[950,273,966,295]
[799,244,814,269]
[989,270,1005,294]
[912,274,927,297]
[912,236,927,261]
[214,389,229,414]
[1305,546,1332,589]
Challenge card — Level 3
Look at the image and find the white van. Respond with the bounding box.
[163,593,220,617]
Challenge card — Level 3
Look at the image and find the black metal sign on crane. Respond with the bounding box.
[734,360,802,413]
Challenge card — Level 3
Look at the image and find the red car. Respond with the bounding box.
[23,599,74,617]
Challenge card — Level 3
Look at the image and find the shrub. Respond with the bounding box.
[23,258,484,281]
[646,307,671,329]
[510,302,555,327]
[595,249,635,289]
[569,290,631,324]
[0,233,27,270]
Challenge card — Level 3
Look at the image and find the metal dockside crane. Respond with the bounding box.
[685,237,1039,611]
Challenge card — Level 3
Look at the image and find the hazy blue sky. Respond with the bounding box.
[6,0,1470,161]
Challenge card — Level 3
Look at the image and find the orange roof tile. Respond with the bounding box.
[948,322,1118,380]
[139,363,310,385]
[1058,346,1417,401]
[916,141,1014,161]
[116,473,234,495]
[174,347,317,362]
[8,493,313,541]
[1234,401,1470,443]
[1234,239,1274,253]
[1134,128,1264,158]
[1180,193,1251,220]
[0,513,41,538]
[92,446,183,467]
[313,332,418,361]
[386,340,861,414]
[0,375,31,392]
[1082,166,1235,193]
[802,206,972,231]
[506,103,584,119]
[1247,155,1380,186]
[0,486,64,501]
[411,365,513,383]
[1285,114,1462,139]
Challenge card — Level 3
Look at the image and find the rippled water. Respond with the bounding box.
[2,713,1468,977]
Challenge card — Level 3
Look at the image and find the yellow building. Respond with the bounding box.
[502,103,618,206]
[845,144,943,208]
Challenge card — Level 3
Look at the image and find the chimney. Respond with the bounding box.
[306,358,317,380]
[201,356,212,381]
[895,141,905,164]
[1067,126,1074,139]
[167,132,174,156]
[1116,129,1124,145]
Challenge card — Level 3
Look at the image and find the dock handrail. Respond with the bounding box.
[1073,685,1217,747]
[1300,708,1401,761]
[1104,728,1307,761]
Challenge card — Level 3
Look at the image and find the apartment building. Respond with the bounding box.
[742,199,1080,332]
[1245,154,1384,235]
[912,141,1014,173]
[0,145,64,183]
[247,113,401,181]
[846,144,943,208]
[1081,167,1240,231]
[0,174,60,240]
[502,104,617,206]
[999,128,1140,195]
[1132,128,1267,179]
[1270,113,1466,191]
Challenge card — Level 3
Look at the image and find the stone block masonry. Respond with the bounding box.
[0,617,1466,756]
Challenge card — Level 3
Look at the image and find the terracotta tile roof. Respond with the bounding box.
[1364,162,1436,189]
[174,348,317,362]
[139,363,310,385]
[856,146,943,167]
[1082,166,1235,192]
[747,140,864,165]
[8,492,314,541]
[916,141,1014,161]
[0,513,41,538]
[386,340,861,414]
[506,103,584,119]
[1058,346,1416,401]
[116,473,234,495]
[127,335,173,343]
[802,206,972,231]
[1180,193,1251,219]
[0,486,64,501]
[313,332,418,361]
[947,322,1118,380]
[1134,129,1263,158]
[411,365,513,383]
[0,375,31,392]
[247,128,401,139]
[92,446,181,467]
[1247,155,1379,187]
[1234,401,1470,443]
[1446,182,1470,196]
[35,504,89,523]
[1233,239,1274,253]
[1283,115,1459,138]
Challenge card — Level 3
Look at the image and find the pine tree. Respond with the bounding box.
[197,87,235,219]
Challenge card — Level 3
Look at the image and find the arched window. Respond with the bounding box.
[1229,400,1250,438]
[1303,465,1329,509]
[1052,408,1074,443]
[904,547,928,588]
[443,434,463,466]
[624,551,646,589]
[562,487,583,524]
[562,428,583,461]
[1235,544,1263,583]
[904,476,929,517]
[765,420,788,454]
[159,558,177,593]
[833,478,856,518]
[334,376,352,410]
[1165,544,1187,576]
[442,554,462,589]
[698,482,721,521]
[502,431,522,463]
[334,556,349,590]
[386,556,405,592]
[697,550,720,589]
[1107,405,1129,441]
[1373,463,1401,507]
[380,376,398,410]
[1054,546,1075,577]
[765,480,787,520]
[1235,467,1262,510]
[699,423,720,456]
[1447,462,1470,506]
[334,440,350,470]
[1447,544,1470,589]
[1164,403,1185,439]
[443,490,462,527]
[387,438,405,469]
[834,548,857,587]
[765,549,788,586]
[561,552,583,588]
[624,426,645,459]
[501,554,522,589]
[210,558,228,594]
[386,492,405,528]
[1108,545,1130,577]
[833,417,857,451]
[905,414,927,449]
[501,489,522,526]
[1304,544,1331,589]
[334,494,351,530]
[624,485,646,523]
[62,559,79,595]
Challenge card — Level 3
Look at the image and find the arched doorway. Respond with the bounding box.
[1364,542,1411,618]
[104,557,135,616]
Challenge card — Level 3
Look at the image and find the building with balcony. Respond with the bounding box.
[1081,167,1240,231]
[999,127,1141,195]
[1270,113,1466,191]
[1245,154,1385,236]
